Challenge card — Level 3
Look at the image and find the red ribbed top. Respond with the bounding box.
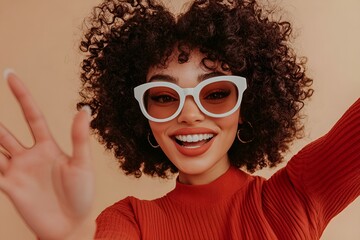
[95,99,360,240]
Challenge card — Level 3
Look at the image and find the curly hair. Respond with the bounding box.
[78,0,314,178]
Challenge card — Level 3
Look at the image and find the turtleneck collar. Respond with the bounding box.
[166,166,250,205]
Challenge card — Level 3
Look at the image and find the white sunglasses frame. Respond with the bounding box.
[134,75,247,123]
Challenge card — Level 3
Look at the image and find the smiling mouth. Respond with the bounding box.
[174,134,214,148]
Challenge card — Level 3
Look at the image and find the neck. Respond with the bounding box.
[178,160,231,185]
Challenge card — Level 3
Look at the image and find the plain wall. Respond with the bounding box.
[0,0,359,239]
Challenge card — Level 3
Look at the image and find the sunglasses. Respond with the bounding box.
[134,75,247,123]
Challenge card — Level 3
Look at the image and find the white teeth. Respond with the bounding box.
[175,134,214,143]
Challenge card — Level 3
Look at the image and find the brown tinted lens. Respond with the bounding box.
[144,86,180,119]
[199,81,238,114]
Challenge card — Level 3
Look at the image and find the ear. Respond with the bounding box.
[238,115,243,125]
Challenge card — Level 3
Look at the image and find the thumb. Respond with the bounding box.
[71,105,92,167]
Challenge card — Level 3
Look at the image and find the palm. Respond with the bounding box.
[0,72,94,240]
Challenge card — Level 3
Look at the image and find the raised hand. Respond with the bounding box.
[0,70,95,240]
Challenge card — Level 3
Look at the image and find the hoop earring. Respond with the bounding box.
[147,132,160,148]
[237,121,254,144]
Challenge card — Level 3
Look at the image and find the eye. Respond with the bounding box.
[150,94,178,103]
[204,89,231,100]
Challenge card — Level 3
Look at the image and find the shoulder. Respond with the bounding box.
[95,197,142,238]
[96,197,139,226]
[96,196,163,239]
[99,196,160,216]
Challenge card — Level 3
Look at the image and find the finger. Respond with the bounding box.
[0,175,10,193]
[5,70,52,142]
[0,122,24,154]
[0,152,10,173]
[71,106,92,167]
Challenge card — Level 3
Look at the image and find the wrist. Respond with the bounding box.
[64,217,96,240]
[36,217,96,240]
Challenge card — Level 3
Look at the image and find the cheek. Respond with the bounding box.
[149,121,169,142]
[217,111,241,131]
[218,114,240,146]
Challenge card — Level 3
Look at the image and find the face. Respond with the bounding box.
[146,49,242,185]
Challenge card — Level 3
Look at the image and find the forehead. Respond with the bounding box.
[146,48,229,81]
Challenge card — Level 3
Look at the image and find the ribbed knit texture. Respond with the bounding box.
[95,99,360,240]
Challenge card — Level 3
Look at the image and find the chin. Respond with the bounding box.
[176,160,216,176]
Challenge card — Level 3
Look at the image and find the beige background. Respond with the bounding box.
[0,0,359,239]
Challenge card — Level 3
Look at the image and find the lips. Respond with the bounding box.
[171,128,216,156]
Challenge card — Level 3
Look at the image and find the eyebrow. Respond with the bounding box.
[148,74,177,83]
[198,71,225,81]
[148,71,226,83]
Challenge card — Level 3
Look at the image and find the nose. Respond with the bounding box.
[177,97,205,124]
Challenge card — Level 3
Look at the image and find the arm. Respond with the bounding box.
[287,98,360,229]
[262,99,359,239]
[0,71,96,240]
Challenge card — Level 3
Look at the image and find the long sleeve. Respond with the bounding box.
[262,99,360,239]
[286,98,360,233]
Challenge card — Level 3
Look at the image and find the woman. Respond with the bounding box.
[0,0,359,239]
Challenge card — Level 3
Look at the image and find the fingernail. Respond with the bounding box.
[81,105,92,116]
[3,68,15,80]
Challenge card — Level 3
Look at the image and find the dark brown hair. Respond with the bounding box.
[78,0,314,178]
